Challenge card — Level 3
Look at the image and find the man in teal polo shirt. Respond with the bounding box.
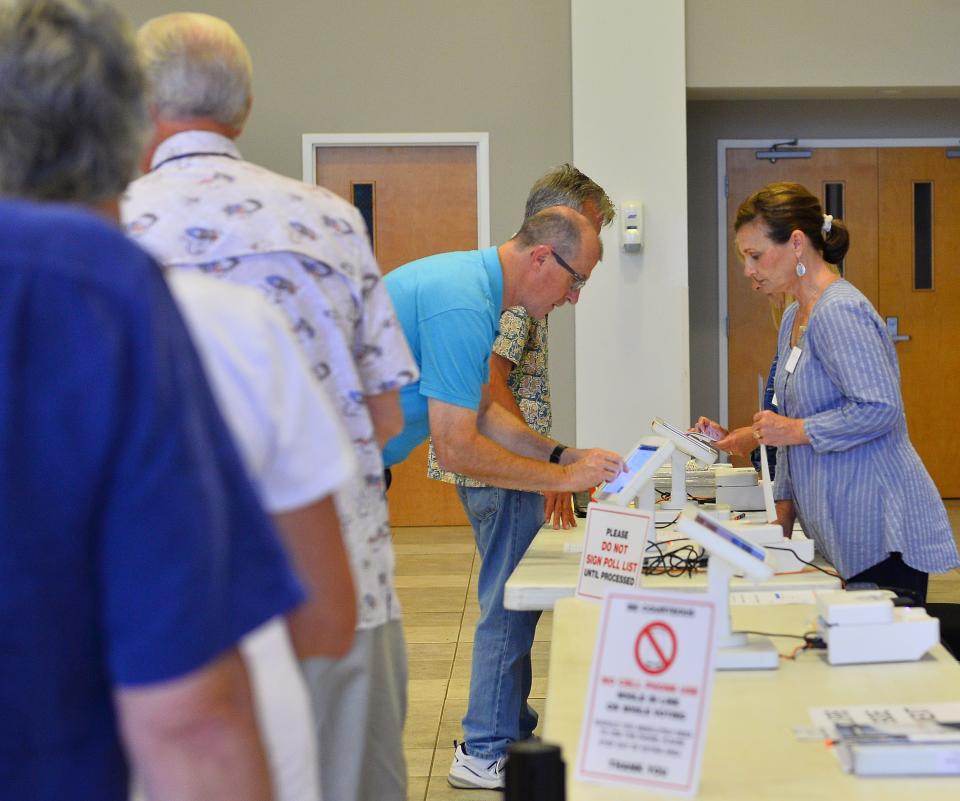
[383,205,623,496]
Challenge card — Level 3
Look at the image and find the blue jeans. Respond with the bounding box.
[456,485,544,759]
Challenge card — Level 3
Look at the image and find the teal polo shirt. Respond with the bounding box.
[383,246,503,467]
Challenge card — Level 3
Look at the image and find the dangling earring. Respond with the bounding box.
[796,261,807,277]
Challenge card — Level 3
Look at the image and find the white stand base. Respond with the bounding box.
[715,634,780,670]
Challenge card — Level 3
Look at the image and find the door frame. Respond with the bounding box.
[301,132,491,248]
[715,136,957,426]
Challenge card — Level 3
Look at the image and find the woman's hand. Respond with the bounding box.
[693,416,727,441]
[751,410,809,447]
[714,426,759,457]
[692,417,754,456]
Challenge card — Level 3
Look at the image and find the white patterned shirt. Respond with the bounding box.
[122,131,418,628]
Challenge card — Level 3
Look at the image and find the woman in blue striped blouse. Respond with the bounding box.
[736,182,958,603]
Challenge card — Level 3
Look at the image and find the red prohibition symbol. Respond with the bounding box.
[634,621,678,675]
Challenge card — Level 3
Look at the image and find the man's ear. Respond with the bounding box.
[529,243,550,273]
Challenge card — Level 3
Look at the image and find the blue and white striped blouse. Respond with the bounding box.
[772,280,959,578]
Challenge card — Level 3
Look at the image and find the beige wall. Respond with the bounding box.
[115,0,581,443]
[114,0,960,447]
[686,0,960,95]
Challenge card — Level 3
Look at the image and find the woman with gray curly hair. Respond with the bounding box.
[0,0,148,210]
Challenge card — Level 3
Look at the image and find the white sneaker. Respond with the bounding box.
[447,741,506,790]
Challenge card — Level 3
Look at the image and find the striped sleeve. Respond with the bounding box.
[803,296,902,453]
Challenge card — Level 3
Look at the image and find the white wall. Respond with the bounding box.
[570,1,690,453]
[686,0,960,95]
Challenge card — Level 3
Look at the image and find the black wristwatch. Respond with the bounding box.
[549,444,567,464]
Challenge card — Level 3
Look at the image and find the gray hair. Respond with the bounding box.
[524,163,615,226]
[513,208,583,262]
[0,0,148,203]
[138,13,252,130]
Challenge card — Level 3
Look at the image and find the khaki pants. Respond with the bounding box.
[301,619,408,801]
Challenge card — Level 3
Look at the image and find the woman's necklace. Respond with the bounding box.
[791,278,837,347]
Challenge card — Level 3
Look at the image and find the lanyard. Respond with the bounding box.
[149,151,238,172]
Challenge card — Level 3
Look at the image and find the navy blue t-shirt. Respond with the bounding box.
[0,200,304,800]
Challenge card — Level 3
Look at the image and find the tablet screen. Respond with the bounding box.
[658,418,713,451]
[694,512,766,561]
[600,444,659,495]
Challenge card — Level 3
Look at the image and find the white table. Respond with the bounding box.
[504,525,841,611]
[544,596,960,800]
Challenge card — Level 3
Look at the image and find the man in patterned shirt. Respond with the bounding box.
[431,167,615,789]
[122,13,418,801]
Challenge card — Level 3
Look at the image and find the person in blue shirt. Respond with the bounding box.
[383,206,626,494]
[0,2,305,799]
[0,198,301,801]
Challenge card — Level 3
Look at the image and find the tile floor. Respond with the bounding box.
[393,502,960,801]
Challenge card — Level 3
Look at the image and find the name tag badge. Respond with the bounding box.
[785,346,802,374]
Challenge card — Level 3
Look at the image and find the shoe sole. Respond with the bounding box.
[447,775,504,790]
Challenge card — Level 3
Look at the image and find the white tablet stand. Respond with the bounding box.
[593,435,675,516]
[676,507,780,670]
[651,418,719,511]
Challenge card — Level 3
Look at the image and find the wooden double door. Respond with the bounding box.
[726,147,960,496]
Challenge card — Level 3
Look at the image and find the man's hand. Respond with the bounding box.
[544,491,576,529]
[560,447,625,490]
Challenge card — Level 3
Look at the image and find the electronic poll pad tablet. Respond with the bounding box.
[676,507,778,669]
[593,436,675,506]
[651,417,718,465]
[677,508,773,581]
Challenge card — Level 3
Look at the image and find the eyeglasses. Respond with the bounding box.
[550,249,587,292]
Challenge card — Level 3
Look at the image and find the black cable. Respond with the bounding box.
[738,630,826,660]
[765,545,840,578]
[642,541,706,577]
[739,629,808,640]
[688,494,716,503]
[655,512,681,529]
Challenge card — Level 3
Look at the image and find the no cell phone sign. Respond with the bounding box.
[634,621,677,675]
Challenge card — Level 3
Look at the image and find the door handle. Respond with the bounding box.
[885,316,912,343]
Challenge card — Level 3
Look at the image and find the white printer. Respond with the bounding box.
[715,466,766,511]
[816,590,940,665]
